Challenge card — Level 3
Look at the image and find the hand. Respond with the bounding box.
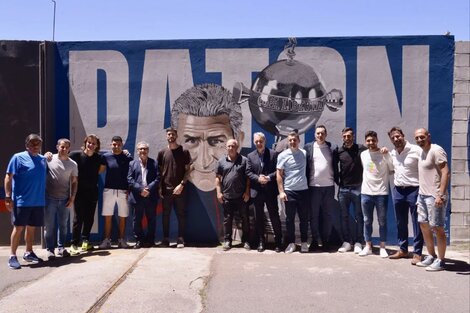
[173,184,184,195]
[123,149,131,157]
[279,192,287,202]
[66,196,75,209]
[140,188,150,197]
[217,192,224,204]
[258,175,269,185]
[380,147,389,154]
[4,198,13,212]
[435,196,444,208]
[243,192,250,202]
[45,151,53,161]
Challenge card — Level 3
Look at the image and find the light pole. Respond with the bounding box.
[51,0,56,41]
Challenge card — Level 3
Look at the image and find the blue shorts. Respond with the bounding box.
[12,206,45,227]
[417,194,447,227]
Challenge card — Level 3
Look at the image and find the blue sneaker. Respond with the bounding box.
[8,256,21,269]
[23,251,44,263]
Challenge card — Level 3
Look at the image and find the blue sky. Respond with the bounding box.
[1,0,469,41]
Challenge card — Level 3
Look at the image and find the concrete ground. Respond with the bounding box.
[0,242,468,313]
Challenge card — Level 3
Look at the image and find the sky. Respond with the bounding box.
[0,0,469,42]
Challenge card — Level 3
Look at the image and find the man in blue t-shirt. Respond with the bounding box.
[99,136,133,249]
[5,134,47,269]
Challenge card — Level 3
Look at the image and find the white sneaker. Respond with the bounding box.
[358,246,372,256]
[354,243,362,254]
[99,238,111,249]
[380,248,389,258]
[285,243,296,254]
[301,242,308,253]
[338,242,352,253]
[118,238,129,249]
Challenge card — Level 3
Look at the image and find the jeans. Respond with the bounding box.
[44,198,69,251]
[393,186,423,255]
[253,192,282,245]
[338,186,364,244]
[361,194,388,242]
[162,193,186,238]
[284,190,309,244]
[222,197,249,242]
[309,186,336,245]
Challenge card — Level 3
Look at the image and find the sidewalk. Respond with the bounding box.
[0,243,468,313]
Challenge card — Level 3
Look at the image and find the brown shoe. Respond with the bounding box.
[411,254,422,265]
[389,250,408,259]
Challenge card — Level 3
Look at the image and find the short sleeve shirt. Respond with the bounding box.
[69,150,105,191]
[7,151,47,207]
[157,145,191,195]
[277,148,308,191]
[103,152,133,190]
[418,144,448,197]
[46,154,78,199]
[216,154,248,199]
[360,150,394,195]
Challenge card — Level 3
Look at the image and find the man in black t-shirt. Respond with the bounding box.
[157,128,191,248]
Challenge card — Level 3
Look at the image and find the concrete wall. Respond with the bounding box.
[451,41,470,242]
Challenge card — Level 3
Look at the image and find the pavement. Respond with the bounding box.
[0,242,469,313]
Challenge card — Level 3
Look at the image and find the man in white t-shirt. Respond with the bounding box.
[414,128,450,271]
[359,130,394,258]
[304,125,338,251]
[388,127,424,265]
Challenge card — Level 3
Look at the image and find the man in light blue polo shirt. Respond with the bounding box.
[276,131,309,254]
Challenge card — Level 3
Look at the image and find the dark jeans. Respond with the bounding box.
[162,193,186,238]
[338,186,364,244]
[222,197,249,243]
[132,199,157,244]
[362,194,388,242]
[284,190,309,244]
[72,190,98,245]
[253,192,282,245]
[309,186,336,245]
[393,186,423,255]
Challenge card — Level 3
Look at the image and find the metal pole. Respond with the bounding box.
[51,0,56,41]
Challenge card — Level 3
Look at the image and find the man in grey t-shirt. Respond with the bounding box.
[45,138,78,260]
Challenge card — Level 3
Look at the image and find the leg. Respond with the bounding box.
[44,198,58,251]
[173,194,186,239]
[376,195,388,247]
[222,200,235,242]
[393,188,409,252]
[350,189,364,244]
[117,190,129,239]
[253,197,266,244]
[103,216,112,239]
[309,187,321,245]
[10,226,25,255]
[25,225,36,252]
[239,199,250,243]
[320,186,336,246]
[56,199,70,248]
[133,203,144,242]
[162,196,173,239]
[420,222,436,257]
[72,197,84,245]
[361,195,374,247]
[409,196,423,256]
[118,217,127,239]
[434,226,447,260]
[144,200,157,244]
[265,196,283,246]
[298,190,309,243]
[338,189,352,243]
[82,198,98,241]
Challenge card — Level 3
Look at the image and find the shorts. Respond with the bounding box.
[102,188,129,217]
[417,194,447,227]
[12,206,44,227]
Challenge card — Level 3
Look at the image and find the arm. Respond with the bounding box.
[215,174,224,203]
[246,156,260,184]
[173,163,191,196]
[66,176,78,208]
[4,173,14,212]
[435,162,450,208]
[276,168,287,201]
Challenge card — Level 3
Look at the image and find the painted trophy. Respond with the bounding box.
[232,38,343,146]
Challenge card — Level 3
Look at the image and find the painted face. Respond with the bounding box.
[288,135,299,150]
[26,139,42,156]
[342,130,354,147]
[57,141,70,157]
[177,114,234,192]
[389,130,405,150]
[365,136,378,150]
[414,129,429,148]
[137,145,149,159]
[254,135,266,152]
[315,127,327,144]
[111,140,123,154]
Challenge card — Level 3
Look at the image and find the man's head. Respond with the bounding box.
[166,128,178,145]
[364,130,379,151]
[414,128,431,149]
[25,134,42,156]
[315,125,327,145]
[226,139,239,159]
[342,127,354,148]
[82,134,101,153]
[253,132,266,153]
[56,138,71,157]
[287,131,300,150]
[136,141,149,161]
[171,84,244,192]
[111,136,123,155]
[388,126,406,151]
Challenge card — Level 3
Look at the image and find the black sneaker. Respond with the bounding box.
[23,251,43,263]
[222,240,232,251]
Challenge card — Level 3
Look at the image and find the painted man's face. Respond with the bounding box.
[177,113,234,192]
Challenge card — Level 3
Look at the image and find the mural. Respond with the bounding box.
[54,35,454,243]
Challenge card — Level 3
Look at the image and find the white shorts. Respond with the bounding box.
[102,188,129,217]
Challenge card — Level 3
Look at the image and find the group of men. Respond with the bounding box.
[5,129,191,270]
[214,125,449,273]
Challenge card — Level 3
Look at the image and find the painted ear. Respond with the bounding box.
[236,131,245,152]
